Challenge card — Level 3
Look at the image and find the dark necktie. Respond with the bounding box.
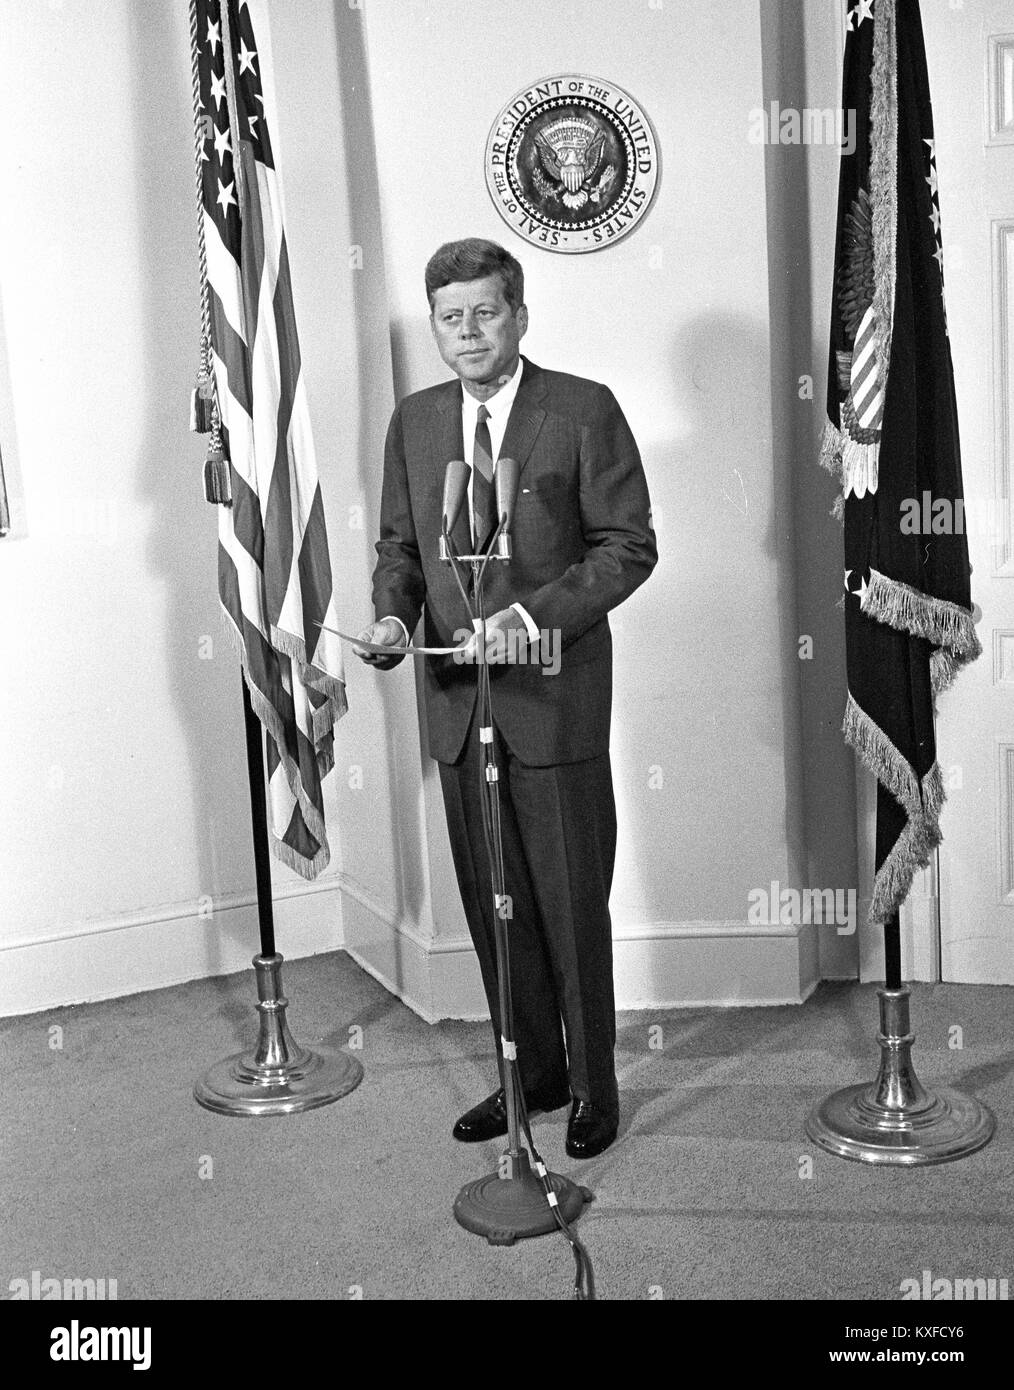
[472,404,497,552]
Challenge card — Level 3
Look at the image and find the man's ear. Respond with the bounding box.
[429,311,436,339]
[517,304,529,340]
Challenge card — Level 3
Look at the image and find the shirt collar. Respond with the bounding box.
[460,356,524,422]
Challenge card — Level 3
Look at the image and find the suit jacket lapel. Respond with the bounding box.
[499,357,547,484]
[432,381,471,557]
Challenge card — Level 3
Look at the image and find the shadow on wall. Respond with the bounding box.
[614,311,804,930]
[760,0,858,978]
[335,0,434,966]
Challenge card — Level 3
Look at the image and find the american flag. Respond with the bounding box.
[192,0,346,879]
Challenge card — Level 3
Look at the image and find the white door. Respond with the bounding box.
[926,0,1014,984]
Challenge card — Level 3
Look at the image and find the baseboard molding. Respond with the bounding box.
[341,883,823,1022]
[2,876,824,1022]
[0,877,345,1017]
[339,880,487,1023]
[613,918,821,1010]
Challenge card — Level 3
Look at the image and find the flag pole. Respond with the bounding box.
[241,669,275,958]
[883,919,902,992]
[193,672,364,1117]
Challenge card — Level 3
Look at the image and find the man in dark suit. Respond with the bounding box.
[356,238,656,1158]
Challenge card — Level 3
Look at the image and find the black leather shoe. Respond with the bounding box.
[565,1100,619,1159]
[452,1084,571,1143]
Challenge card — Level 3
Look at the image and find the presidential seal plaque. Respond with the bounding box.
[485,75,659,254]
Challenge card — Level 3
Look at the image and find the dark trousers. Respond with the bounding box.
[437,701,619,1112]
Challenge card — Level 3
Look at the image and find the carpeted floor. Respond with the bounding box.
[2,952,1012,1301]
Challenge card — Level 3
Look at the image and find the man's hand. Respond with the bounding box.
[456,607,531,665]
[353,618,407,670]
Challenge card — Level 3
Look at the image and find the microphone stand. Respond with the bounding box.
[441,513,592,1256]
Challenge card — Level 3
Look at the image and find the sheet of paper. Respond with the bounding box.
[318,624,465,657]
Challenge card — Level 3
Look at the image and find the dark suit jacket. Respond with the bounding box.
[372,357,657,766]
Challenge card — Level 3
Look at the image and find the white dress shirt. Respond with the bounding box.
[461,356,523,535]
[383,357,539,647]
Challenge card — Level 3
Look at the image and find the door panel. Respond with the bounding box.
[926,1,1014,983]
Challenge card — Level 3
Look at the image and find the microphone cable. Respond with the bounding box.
[474,639,596,1302]
[443,520,597,1301]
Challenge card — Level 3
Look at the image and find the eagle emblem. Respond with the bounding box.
[532,115,613,210]
[485,76,659,253]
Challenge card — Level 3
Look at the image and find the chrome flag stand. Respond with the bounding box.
[806,914,994,1165]
[194,674,363,1117]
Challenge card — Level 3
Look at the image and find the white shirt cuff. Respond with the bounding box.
[510,603,540,644]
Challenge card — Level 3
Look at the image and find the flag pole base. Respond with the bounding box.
[453,1148,592,1246]
[806,986,995,1166]
[194,953,363,1117]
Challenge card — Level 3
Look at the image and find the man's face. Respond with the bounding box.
[429,274,528,392]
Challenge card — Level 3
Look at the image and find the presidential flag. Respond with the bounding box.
[190,0,346,879]
[819,0,980,927]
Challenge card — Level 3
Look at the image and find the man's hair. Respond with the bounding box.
[425,239,525,313]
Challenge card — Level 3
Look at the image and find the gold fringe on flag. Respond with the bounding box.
[843,693,945,925]
[861,568,982,697]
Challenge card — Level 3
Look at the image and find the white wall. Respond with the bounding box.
[359,0,829,1007]
[0,0,426,1014]
[1,0,856,1018]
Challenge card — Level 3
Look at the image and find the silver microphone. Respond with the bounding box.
[439,459,469,560]
[494,457,520,560]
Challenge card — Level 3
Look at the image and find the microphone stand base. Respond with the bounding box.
[453,1149,592,1246]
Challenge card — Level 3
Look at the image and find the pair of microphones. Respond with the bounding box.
[440,456,520,562]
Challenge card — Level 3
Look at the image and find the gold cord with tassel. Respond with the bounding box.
[189,0,232,504]
[203,400,232,505]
